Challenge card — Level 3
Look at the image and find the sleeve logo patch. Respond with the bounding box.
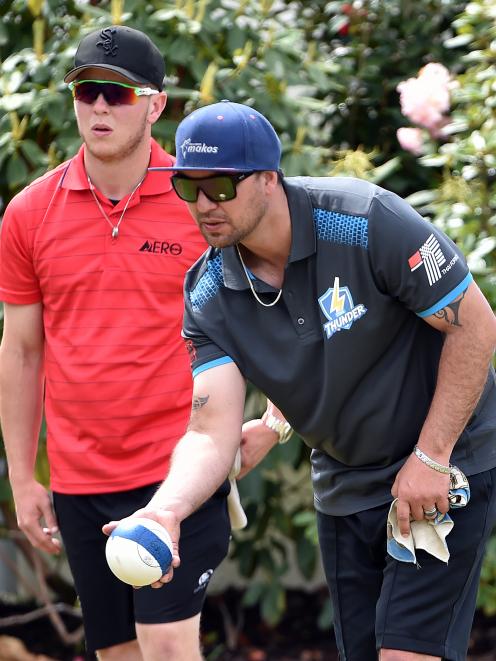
[318,277,367,340]
[408,233,446,286]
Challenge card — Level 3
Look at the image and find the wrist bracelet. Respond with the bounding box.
[262,412,293,444]
[413,445,451,474]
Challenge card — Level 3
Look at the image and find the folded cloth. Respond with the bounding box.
[227,448,248,530]
[387,465,470,564]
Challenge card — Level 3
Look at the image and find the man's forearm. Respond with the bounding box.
[148,429,239,522]
[0,347,44,486]
[417,327,495,461]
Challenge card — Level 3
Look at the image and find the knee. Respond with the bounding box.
[380,651,409,661]
[96,639,142,661]
[380,649,440,661]
[136,616,203,661]
[151,629,198,659]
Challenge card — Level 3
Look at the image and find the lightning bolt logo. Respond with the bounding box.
[330,276,346,314]
[318,277,368,340]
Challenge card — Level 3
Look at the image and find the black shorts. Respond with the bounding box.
[316,468,496,661]
[53,481,231,653]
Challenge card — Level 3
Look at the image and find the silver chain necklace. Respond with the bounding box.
[87,174,144,239]
[236,244,283,307]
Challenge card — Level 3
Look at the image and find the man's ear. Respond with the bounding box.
[263,170,280,193]
[148,91,167,125]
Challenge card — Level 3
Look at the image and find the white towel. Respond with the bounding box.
[227,448,248,530]
[387,465,470,564]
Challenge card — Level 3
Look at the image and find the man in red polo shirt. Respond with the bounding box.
[0,26,281,660]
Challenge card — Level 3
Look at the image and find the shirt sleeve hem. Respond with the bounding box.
[192,356,234,378]
[416,273,473,318]
[0,289,42,305]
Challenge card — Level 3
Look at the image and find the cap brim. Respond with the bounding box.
[148,166,264,172]
[64,64,159,89]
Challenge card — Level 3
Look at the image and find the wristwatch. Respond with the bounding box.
[262,412,293,444]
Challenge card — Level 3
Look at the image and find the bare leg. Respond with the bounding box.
[380,649,441,661]
[97,639,143,660]
[136,613,203,661]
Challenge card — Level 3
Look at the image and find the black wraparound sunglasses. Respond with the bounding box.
[171,172,255,203]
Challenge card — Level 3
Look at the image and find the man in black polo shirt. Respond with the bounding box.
[106,101,496,661]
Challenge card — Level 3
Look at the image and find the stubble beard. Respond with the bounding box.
[198,194,268,249]
[81,113,149,164]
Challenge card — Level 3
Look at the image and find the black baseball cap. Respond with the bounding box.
[64,26,165,91]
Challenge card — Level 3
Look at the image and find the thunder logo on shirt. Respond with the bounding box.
[318,276,367,339]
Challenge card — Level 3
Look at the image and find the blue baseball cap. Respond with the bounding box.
[168,100,282,172]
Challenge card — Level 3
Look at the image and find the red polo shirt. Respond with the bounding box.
[0,139,207,493]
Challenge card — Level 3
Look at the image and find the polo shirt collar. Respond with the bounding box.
[60,138,174,195]
[284,178,316,262]
[222,177,316,291]
[140,139,174,195]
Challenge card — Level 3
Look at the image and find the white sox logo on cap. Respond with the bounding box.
[96,27,118,57]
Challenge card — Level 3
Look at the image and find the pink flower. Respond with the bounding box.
[397,127,425,155]
[419,62,451,85]
[397,63,452,132]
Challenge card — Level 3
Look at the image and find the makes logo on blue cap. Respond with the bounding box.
[171,101,282,172]
[180,138,219,160]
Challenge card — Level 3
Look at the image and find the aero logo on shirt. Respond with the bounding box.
[139,240,183,255]
[318,277,367,340]
[408,233,446,286]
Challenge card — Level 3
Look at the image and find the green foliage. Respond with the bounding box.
[407,0,496,307]
[234,438,317,625]
[479,535,496,616]
[0,0,468,209]
[1,0,495,630]
[287,0,467,192]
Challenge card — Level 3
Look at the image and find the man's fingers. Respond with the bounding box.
[102,520,119,536]
[42,526,58,535]
[409,502,426,522]
[41,526,62,551]
[40,504,59,532]
[396,500,412,537]
[149,566,175,589]
[42,535,62,553]
[435,495,450,515]
[26,527,61,554]
[422,505,438,520]
[18,514,60,554]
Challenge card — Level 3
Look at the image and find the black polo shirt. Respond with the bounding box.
[183,177,496,515]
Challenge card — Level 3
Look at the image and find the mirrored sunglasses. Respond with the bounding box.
[68,79,159,106]
[171,172,255,203]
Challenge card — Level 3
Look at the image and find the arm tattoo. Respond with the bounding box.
[434,290,465,327]
[192,395,209,411]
